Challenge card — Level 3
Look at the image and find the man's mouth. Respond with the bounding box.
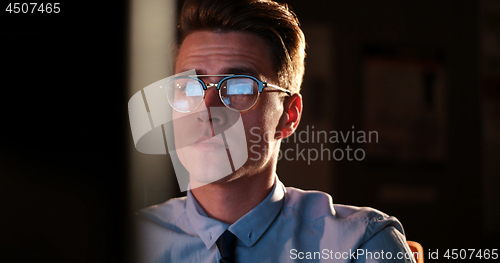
[191,135,228,151]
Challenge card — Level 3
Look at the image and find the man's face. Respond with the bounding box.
[173,30,286,187]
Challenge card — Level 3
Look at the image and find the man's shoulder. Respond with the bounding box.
[283,186,334,221]
[283,186,404,234]
[333,203,394,222]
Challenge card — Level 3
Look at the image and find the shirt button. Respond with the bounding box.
[247,232,252,239]
[209,233,212,240]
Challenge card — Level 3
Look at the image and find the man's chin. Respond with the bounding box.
[189,171,235,189]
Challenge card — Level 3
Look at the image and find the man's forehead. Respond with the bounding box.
[178,67,259,77]
[175,31,275,78]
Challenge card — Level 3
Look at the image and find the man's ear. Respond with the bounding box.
[276,93,302,139]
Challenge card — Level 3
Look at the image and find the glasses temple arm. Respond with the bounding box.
[266,83,291,96]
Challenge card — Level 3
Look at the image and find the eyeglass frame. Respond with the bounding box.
[165,74,291,113]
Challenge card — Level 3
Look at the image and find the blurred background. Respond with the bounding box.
[1,0,499,262]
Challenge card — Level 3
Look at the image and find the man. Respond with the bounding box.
[135,0,416,262]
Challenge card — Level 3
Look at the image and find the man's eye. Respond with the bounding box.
[227,79,254,95]
[175,83,186,91]
[185,81,203,97]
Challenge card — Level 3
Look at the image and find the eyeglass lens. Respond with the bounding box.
[166,77,259,112]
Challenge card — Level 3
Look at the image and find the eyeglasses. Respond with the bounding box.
[163,74,291,112]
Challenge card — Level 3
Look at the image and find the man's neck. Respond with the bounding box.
[190,171,275,224]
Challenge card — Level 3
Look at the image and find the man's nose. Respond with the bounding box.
[203,85,222,108]
[198,85,227,125]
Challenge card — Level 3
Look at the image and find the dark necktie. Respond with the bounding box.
[216,230,237,263]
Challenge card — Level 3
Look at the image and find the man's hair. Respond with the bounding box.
[176,0,306,94]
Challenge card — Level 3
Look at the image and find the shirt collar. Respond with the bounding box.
[229,176,285,247]
[186,188,229,249]
[185,175,285,249]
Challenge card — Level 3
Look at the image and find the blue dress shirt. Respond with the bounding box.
[135,176,416,263]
